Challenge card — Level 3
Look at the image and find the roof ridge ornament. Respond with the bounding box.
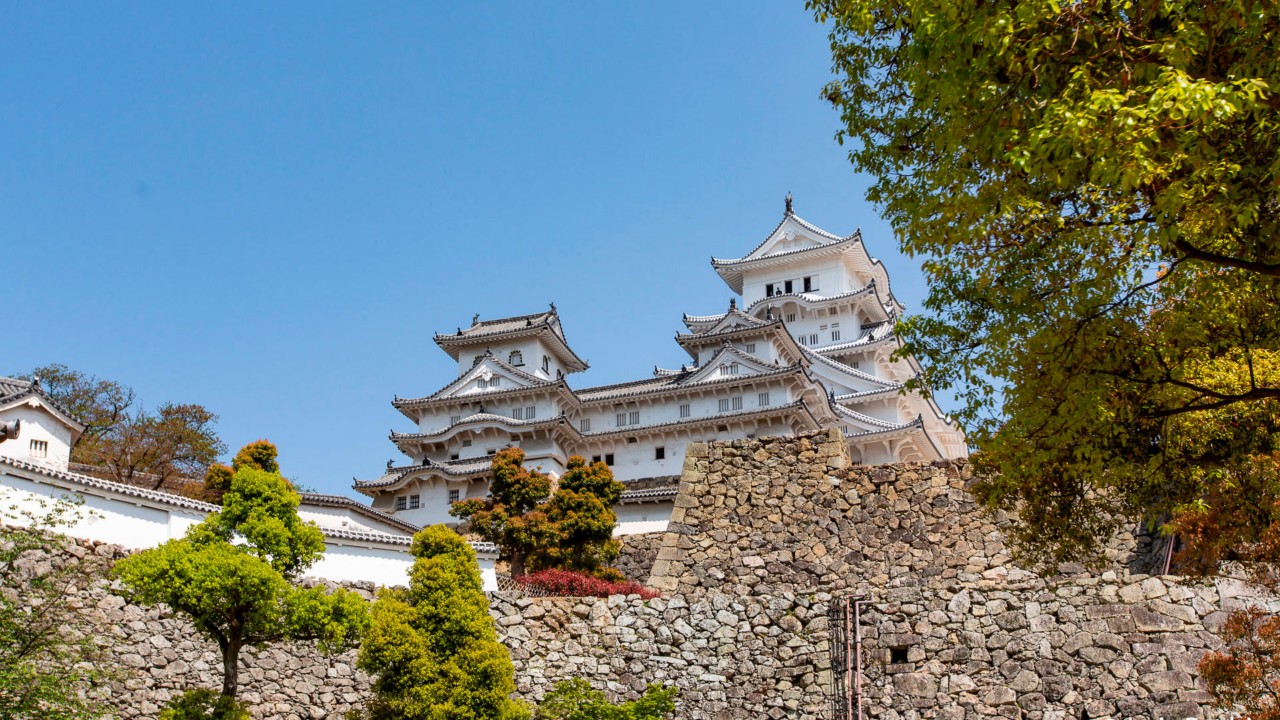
[785,192,793,215]
[472,313,480,326]
[728,298,736,311]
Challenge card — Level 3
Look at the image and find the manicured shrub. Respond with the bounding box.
[516,569,659,599]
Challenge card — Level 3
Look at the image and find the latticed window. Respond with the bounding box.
[395,496,407,511]
[758,392,770,407]
[580,418,591,432]
[679,404,690,418]
[30,440,47,458]
[409,495,420,510]
[448,489,460,503]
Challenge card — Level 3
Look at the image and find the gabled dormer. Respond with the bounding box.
[0,377,85,470]
[433,304,589,381]
[683,344,789,386]
[432,352,550,400]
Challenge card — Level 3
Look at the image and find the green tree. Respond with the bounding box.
[526,457,624,578]
[534,680,676,720]
[357,525,529,720]
[20,364,225,491]
[0,493,110,720]
[202,439,281,504]
[808,0,1280,567]
[451,449,624,578]
[113,443,368,708]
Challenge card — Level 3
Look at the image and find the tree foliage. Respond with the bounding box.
[808,0,1280,567]
[1200,605,1280,719]
[450,449,624,578]
[113,443,368,706]
[20,364,225,490]
[0,493,110,720]
[357,525,529,720]
[533,680,676,720]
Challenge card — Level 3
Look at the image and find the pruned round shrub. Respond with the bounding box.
[516,569,659,599]
[158,688,250,720]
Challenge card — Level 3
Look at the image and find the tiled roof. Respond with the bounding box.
[0,376,32,401]
[432,306,589,372]
[800,345,898,388]
[576,362,802,403]
[353,456,495,489]
[390,413,568,443]
[743,283,886,318]
[0,376,85,431]
[619,485,679,502]
[393,354,558,408]
[298,492,420,535]
[723,210,849,266]
[581,400,815,439]
[712,233,858,268]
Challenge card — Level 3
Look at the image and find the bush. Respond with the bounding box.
[516,569,659,599]
[158,689,250,720]
[534,679,676,720]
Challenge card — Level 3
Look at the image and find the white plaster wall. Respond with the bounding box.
[1,468,499,591]
[297,504,409,536]
[741,256,849,307]
[613,502,672,536]
[0,473,202,548]
[0,404,75,469]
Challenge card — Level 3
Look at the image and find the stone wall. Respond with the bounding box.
[20,431,1251,719]
[21,537,374,720]
[614,531,665,583]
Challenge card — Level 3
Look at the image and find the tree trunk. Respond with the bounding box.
[221,634,242,703]
[510,549,526,579]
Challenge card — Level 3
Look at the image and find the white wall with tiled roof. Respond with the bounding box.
[0,457,499,590]
[0,400,77,470]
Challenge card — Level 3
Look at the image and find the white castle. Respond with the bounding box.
[354,198,967,532]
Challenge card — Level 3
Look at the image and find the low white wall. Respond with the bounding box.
[613,502,671,536]
[0,466,498,591]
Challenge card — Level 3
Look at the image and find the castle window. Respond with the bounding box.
[604,453,614,465]
[720,363,739,376]
[580,418,591,432]
[718,398,743,412]
[832,330,841,342]
[679,404,690,418]
[592,455,601,463]
[784,280,793,293]
[851,361,860,369]
[765,283,774,296]
[448,489,460,504]
[526,406,536,420]
[509,350,523,366]
[655,446,665,460]
[542,356,550,373]
[616,411,639,427]
[395,496,407,511]
[462,439,472,448]
[409,495,421,510]
[758,392,770,407]
[450,415,460,425]
[803,276,813,292]
[786,313,796,323]
[798,336,807,346]
[513,407,524,420]
[29,440,47,458]
[808,334,819,345]
[450,454,459,461]
[744,343,756,354]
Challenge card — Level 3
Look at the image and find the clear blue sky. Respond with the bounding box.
[3,3,935,494]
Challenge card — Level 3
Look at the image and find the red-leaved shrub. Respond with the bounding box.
[516,569,660,599]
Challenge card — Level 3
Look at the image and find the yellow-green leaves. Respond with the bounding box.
[358,526,529,720]
[810,0,1280,567]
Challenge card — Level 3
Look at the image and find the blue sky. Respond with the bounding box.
[3,3,932,494]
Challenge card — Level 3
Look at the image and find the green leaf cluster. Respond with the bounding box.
[534,679,677,720]
[357,525,529,720]
[114,444,369,704]
[451,449,624,578]
[0,494,111,720]
[810,0,1280,567]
